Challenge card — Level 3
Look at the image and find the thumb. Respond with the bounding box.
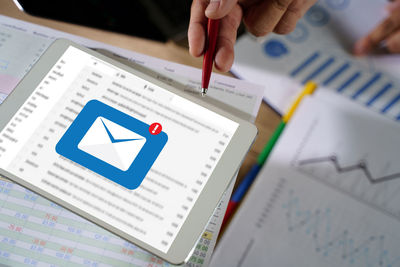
[205,0,238,19]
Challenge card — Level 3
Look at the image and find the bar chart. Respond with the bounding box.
[288,50,400,121]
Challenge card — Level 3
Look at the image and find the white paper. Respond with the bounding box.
[210,91,400,266]
[0,16,264,118]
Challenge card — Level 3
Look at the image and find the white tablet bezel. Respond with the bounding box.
[0,39,257,264]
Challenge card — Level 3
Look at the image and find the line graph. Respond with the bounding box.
[285,96,400,223]
[299,155,400,184]
[297,151,400,221]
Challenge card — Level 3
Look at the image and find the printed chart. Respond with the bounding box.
[287,98,400,264]
[233,0,400,120]
[293,107,400,221]
[287,51,400,119]
[279,186,400,266]
[211,95,400,267]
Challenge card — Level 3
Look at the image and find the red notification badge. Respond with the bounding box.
[149,123,162,135]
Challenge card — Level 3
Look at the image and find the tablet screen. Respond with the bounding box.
[0,46,238,252]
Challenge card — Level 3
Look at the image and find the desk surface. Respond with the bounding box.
[0,0,280,224]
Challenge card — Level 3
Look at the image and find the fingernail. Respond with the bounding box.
[205,0,220,16]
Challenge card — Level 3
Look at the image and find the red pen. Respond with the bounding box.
[201,19,220,95]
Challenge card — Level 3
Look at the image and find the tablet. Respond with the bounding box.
[0,39,257,264]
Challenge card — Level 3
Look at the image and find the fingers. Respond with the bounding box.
[387,0,400,13]
[205,0,239,19]
[354,9,400,55]
[386,30,400,53]
[188,0,209,57]
[188,0,239,57]
[242,0,293,36]
[242,0,316,36]
[189,0,317,71]
[274,0,316,34]
[188,0,242,71]
[214,4,243,71]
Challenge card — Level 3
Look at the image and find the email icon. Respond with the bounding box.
[78,117,147,171]
[56,100,168,189]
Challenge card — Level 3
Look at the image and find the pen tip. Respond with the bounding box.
[201,88,207,96]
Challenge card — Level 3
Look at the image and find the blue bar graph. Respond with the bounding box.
[366,83,392,106]
[302,57,335,84]
[283,48,400,122]
[290,52,320,77]
[337,72,361,93]
[382,93,400,113]
[322,63,350,86]
[352,73,382,99]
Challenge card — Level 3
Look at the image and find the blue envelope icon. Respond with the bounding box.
[56,100,168,189]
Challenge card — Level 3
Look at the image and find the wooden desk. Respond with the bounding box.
[0,0,280,218]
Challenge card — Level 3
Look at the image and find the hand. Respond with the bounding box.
[354,1,400,55]
[188,0,317,72]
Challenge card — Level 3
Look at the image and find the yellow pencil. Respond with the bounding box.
[223,81,318,228]
[282,81,317,123]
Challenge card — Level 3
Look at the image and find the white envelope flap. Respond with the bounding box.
[78,117,112,147]
[78,117,147,171]
[102,117,145,141]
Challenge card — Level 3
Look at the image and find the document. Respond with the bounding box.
[210,91,400,267]
[232,0,400,123]
[0,16,263,118]
[0,15,264,267]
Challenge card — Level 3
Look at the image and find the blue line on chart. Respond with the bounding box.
[366,83,392,106]
[381,93,400,113]
[337,72,361,93]
[302,57,335,85]
[352,73,382,100]
[322,62,350,86]
[290,52,320,77]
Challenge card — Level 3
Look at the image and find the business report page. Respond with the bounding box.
[0,46,238,252]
